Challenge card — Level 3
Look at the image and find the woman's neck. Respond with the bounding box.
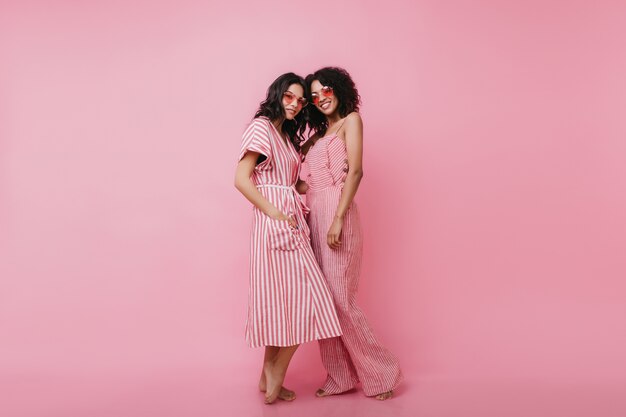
[326,112,341,124]
[273,119,283,132]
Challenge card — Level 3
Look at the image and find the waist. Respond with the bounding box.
[257,184,310,214]
[306,183,344,194]
[257,184,297,191]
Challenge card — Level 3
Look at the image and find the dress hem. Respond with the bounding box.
[247,331,342,349]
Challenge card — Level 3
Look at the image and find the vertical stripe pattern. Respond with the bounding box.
[302,133,403,396]
[238,117,342,348]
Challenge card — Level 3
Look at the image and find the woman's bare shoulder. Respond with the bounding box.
[344,112,363,127]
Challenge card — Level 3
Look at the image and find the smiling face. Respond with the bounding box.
[282,83,306,120]
[310,79,339,117]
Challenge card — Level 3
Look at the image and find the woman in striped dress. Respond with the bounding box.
[300,67,402,400]
[234,72,342,404]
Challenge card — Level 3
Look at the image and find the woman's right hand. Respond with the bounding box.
[269,208,298,229]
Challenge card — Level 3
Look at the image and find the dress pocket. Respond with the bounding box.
[266,217,300,251]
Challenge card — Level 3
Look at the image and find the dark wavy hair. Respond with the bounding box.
[254,72,307,150]
[305,67,361,137]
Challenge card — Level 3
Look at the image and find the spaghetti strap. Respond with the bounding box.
[326,117,346,136]
[322,117,348,139]
[335,118,347,135]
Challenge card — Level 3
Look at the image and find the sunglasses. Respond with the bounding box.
[283,91,308,108]
[311,86,334,105]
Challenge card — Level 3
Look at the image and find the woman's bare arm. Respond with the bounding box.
[327,113,364,248]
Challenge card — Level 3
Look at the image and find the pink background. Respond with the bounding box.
[2,1,626,416]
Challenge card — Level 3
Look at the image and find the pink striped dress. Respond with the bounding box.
[302,130,403,396]
[238,116,342,348]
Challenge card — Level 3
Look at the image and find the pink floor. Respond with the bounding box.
[4,369,624,417]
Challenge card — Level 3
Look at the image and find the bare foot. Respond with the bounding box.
[375,390,393,401]
[259,378,296,401]
[316,388,331,397]
[276,387,296,401]
[315,387,356,397]
[263,363,286,404]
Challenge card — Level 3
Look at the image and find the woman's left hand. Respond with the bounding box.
[327,217,343,249]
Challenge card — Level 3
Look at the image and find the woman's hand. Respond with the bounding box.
[269,208,298,229]
[327,216,343,249]
[296,179,309,194]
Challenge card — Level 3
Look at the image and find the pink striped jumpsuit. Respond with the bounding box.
[302,129,403,396]
[238,116,342,348]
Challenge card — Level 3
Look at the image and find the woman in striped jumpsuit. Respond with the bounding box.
[300,67,402,400]
[234,73,342,404]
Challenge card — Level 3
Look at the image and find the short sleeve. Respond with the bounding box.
[238,117,273,170]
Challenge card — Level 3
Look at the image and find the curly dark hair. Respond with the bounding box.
[254,72,307,150]
[304,67,361,137]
